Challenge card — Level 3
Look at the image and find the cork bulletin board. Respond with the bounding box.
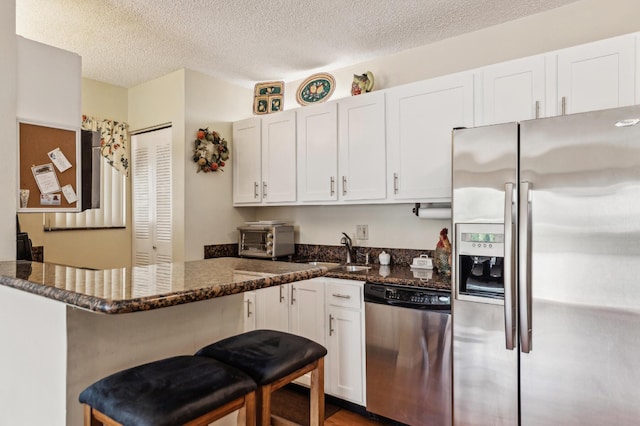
[17,120,81,212]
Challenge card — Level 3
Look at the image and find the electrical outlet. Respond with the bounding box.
[356,224,368,240]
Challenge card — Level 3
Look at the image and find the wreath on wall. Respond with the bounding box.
[193,128,230,173]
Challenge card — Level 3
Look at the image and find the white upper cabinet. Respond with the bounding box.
[480,55,546,125]
[261,110,297,203]
[233,111,297,205]
[297,102,338,202]
[232,117,262,204]
[555,35,635,115]
[234,32,640,207]
[386,72,474,202]
[338,91,387,201]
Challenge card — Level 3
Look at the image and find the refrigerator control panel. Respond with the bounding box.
[456,223,505,257]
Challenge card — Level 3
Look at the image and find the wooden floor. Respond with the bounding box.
[325,408,385,426]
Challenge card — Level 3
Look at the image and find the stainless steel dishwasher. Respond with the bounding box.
[364,282,452,426]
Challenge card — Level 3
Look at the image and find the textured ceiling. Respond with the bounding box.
[16,0,579,88]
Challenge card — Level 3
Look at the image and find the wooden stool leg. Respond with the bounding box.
[84,405,98,426]
[257,384,272,426]
[238,391,257,426]
[310,357,325,426]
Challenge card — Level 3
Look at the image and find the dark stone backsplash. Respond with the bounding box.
[295,244,433,266]
[32,246,44,263]
[204,242,433,266]
[204,243,238,259]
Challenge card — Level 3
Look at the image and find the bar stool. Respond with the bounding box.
[79,355,256,426]
[196,330,328,426]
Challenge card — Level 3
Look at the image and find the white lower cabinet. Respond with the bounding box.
[290,279,326,387]
[256,284,290,332]
[241,278,366,405]
[290,280,325,344]
[325,279,365,405]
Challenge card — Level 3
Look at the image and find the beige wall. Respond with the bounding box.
[128,69,187,262]
[256,0,640,250]
[183,70,255,260]
[284,0,640,106]
[1,0,17,260]
[18,78,132,269]
[128,69,256,262]
[15,0,640,262]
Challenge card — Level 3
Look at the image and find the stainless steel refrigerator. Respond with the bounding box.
[451,105,640,425]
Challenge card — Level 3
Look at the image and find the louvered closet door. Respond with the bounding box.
[132,127,173,266]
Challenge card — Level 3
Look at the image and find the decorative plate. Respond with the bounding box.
[253,81,284,115]
[296,73,336,106]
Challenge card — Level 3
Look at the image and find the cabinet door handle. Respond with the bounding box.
[329,314,335,336]
[279,285,285,303]
[393,172,399,194]
[535,101,540,119]
[246,299,253,317]
[291,286,296,305]
[254,182,259,199]
[561,96,567,116]
[342,176,347,196]
[330,176,335,196]
[332,293,351,299]
[263,181,267,198]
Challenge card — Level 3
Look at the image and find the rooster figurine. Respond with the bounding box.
[351,71,375,96]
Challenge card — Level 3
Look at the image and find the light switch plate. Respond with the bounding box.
[356,224,368,240]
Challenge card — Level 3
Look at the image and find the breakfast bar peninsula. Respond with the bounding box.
[0,257,326,426]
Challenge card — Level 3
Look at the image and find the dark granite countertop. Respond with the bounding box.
[324,264,451,291]
[0,255,451,315]
[0,258,326,314]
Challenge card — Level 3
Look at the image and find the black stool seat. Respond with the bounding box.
[79,356,256,426]
[196,329,327,385]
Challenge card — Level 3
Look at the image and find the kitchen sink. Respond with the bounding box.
[307,262,370,272]
[334,264,371,272]
[307,261,341,268]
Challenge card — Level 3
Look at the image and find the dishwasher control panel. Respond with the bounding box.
[364,283,451,309]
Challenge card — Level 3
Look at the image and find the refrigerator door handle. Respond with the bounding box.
[519,181,533,353]
[503,182,516,350]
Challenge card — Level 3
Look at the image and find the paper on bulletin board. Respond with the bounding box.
[47,147,72,172]
[61,184,77,203]
[40,193,61,205]
[31,163,61,195]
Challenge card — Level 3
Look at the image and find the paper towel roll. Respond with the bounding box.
[417,207,451,219]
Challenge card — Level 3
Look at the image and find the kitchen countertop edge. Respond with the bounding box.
[0,259,451,314]
[0,260,327,314]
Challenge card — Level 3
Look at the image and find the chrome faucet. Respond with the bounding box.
[340,232,353,264]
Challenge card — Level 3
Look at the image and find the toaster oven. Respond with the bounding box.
[237,225,294,259]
